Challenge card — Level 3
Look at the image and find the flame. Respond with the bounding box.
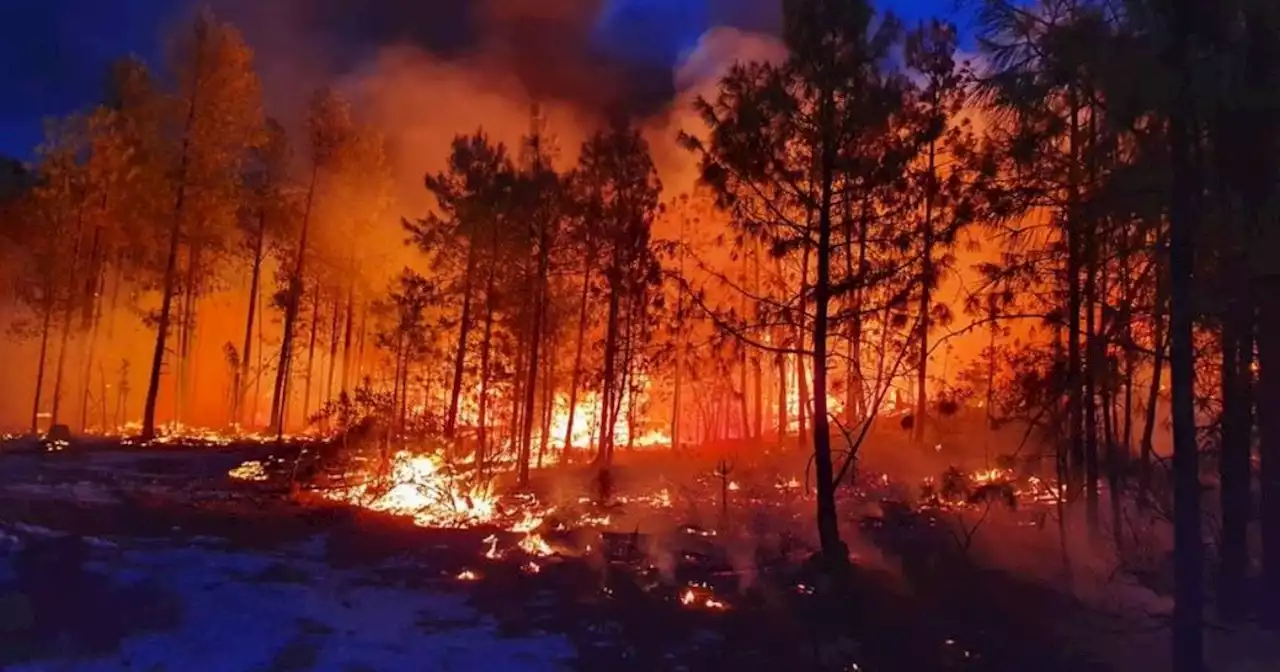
[228,460,269,482]
[483,534,503,559]
[518,533,554,557]
[322,451,498,528]
[679,583,729,611]
[456,569,479,581]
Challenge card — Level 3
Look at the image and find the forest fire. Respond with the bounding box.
[3,0,1275,667]
[321,451,499,528]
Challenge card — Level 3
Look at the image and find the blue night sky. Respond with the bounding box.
[0,0,960,161]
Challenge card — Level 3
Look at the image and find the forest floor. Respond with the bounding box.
[0,437,1272,671]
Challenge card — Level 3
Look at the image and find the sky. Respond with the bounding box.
[0,0,962,160]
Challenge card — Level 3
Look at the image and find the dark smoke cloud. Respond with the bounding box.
[205,0,781,116]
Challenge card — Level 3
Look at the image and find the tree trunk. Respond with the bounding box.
[270,164,320,437]
[445,241,477,438]
[325,292,341,404]
[1168,11,1204,664]
[1085,229,1101,535]
[519,214,550,486]
[1260,276,1280,624]
[141,32,204,441]
[301,283,321,424]
[235,209,266,426]
[1142,234,1167,495]
[1219,288,1253,622]
[1065,88,1085,499]
[565,257,592,454]
[340,283,355,395]
[798,242,811,451]
[477,258,497,471]
[79,265,106,433]
[597,268,622,466]
[30,300,54,434]
[914,135,937,444]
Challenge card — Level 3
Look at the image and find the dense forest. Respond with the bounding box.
[0,0,1277,668]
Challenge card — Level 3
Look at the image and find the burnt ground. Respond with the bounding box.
[0,437,1120,671]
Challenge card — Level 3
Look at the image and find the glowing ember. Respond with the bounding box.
[522,561,541,574]
[728,481,741,492]
[456,569,479,581]
[228,460,268,482]
[679,583,729,611]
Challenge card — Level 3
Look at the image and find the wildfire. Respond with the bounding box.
[323,451,499,528]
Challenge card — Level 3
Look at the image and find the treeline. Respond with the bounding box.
[0,13,394,439]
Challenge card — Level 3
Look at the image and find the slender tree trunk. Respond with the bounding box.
[914,135,937,444]
[798,242,811,451]
[477,258,497,471]
[270,164,320,437]
[1065,88,1085,498]
[141,35,203,441]
[301,283,321,424]
[1085,227,1101,535]
[236,210,266,426]
[519,215,550,486]
[565,257,592,454]
[673,243,685,450]
[597,269,622,466]
[1168,12,1204,664]
[538,327,555,468]
[30,300,54,434]
[1219,287,1253,622]
[812,120,842,565]
[340,283,355,395]
[1259,276,1280,623]
[445,241,477,438]
[50,210,87,429]
[79,266,106,433]
[325,292,341,403]
[1142,232,1167,495]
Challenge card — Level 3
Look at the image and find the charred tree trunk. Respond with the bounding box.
[565,257,592,454]
[79,265,106,433]
[30,299,54,434]
[1141,230,1168,495]
[50,210,87,429]
[325,291,341,403]
[798,242,811,451]
[1065,89,1085,500]
[270,164,320,437]
[340,283,355,395]
[235,209,266,426]
[597,265,623,466]
[301,283,321,424]
[1085,226,1101,536]
[141,33,204,441]
[445,241,478,438]
[1168,7,1204,663]
[1219,286,1253,622]
[914,134,937,444]
[519,214,550,486]
[477,256,497,471]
